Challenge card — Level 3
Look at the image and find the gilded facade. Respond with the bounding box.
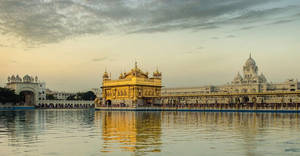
[98,62,162,107]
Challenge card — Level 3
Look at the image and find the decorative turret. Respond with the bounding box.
[259,73,267,83]
[23,75,32,83]
[119,72,124,79]
[103,69,109,80]
[232,72,243,84]
[11,75,16,82]
[16,75,22,82]
[7,74,39,83]
[153,68,162,79]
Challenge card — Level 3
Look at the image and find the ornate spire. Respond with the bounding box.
[153,66,162,78]
[135,61,138,69]
[103,68,109,79]
[119,72,123,79]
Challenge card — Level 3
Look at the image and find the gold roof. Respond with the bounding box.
[122,62,149,79]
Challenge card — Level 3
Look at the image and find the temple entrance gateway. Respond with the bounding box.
[20,91,35,106]
[6,74,45,107]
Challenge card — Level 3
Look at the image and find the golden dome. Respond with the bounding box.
[103,70,109,79]
[153,68,162,78]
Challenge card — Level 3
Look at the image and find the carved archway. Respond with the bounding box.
[19,91,35,106]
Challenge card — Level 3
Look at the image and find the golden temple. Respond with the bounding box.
[95,62,162,108]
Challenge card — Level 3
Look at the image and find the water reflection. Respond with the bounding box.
[97,111,300,156]
[96,111,162,155]
[0,110,299,156]
[0,110,96,156]
[160,112,300,156]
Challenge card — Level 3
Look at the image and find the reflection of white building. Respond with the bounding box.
[163,55,300,95]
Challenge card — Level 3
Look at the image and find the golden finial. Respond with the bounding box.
[135,60,138,69]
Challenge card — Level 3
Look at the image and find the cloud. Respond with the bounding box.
[197,46,205,50]
[271,19,294,25]
[240,26,255,30]
[184,46,205,54]
[10,60,17,64]
[92,57,108,62]
[0,0,299,45]
[226,35,236,38]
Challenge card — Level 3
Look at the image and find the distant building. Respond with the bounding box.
[46,90,76,100]
[6,74,46,106]
[162,55,300,95]
[98,62,162,107]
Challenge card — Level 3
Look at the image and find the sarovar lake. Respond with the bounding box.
[0,110,300,156]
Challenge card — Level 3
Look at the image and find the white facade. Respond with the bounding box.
[38,100,94,108]
[54,92,75,100]
[45,89,76,100]
[162,55,300,95]
[6,74,46,106]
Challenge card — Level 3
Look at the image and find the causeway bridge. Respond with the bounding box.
[159,91,300,109]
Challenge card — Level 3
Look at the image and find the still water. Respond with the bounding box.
[0,110,300,156]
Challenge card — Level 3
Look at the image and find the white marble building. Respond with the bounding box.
[162,55,300,95]
[6,74,46,106]
[5,74,95,108]
[45,89,76,100]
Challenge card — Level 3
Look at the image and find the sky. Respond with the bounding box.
[0,0,300,91]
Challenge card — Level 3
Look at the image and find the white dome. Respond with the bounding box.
[23,74,32,82]
[245,57,256,66]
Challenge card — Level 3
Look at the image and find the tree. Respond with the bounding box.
[46,94,56,100]
[66,95,76,100]
[0,87,20,104]
[66,91,96,101]
[81,91,96,101]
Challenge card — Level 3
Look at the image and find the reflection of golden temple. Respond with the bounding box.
[98,111,162,153]
[97,62,162,108]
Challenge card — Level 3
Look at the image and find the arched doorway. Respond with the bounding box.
[105,100,112,107]
[20,91,35,106]
[242,96,249,104]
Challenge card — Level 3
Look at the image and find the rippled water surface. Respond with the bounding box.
[0,110,300,156]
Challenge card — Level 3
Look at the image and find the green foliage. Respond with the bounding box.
[46,94,56,100]
[80,91,96,101]
[0,87,20,104]
[66,95,76,100]
[67,91,96,101]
